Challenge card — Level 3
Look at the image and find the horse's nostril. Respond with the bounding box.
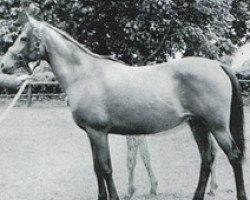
[0,64,4,73]
[1,68,6,74]
[1,67,11,74]
[17,54,23,60]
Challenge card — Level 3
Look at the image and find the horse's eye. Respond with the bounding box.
[35,42,40,47]
[17,54,24,60]
[20,37,27,42]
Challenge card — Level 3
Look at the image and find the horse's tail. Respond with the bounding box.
[220,65,245,160]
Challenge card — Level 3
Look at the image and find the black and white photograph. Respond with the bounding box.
[0,1,249,200]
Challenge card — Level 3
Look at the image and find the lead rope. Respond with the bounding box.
[0,79,29,124]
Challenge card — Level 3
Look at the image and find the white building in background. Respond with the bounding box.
[231,43,250,70]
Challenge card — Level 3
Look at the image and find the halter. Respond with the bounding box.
[29,26,42,73]
[8,25,43,74]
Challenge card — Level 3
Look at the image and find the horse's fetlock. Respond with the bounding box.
[201,163,211,173]
[98,195,107,200]
[193,192,204,200]
[237,193,248,200]
[207,155,215,165]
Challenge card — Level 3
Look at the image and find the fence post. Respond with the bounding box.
[27,84,32,107]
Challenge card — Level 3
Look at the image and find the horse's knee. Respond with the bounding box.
[101,166,113,180]
[94,159,113,180]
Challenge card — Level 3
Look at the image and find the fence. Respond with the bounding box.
[0,81,65,107]
[0,80,250,107]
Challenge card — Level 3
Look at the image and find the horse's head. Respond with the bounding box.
[1,13,45,74]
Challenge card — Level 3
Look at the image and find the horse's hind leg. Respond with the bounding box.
[125,136,139,200]
[211,128,247,200]
[189,118,216,200]
[138,136,158,195]
[87,127,119,200]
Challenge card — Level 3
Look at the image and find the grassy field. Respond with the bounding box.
[0,104,249,200]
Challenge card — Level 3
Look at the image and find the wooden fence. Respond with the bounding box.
[26,81,64,106]
[0,81,65,107]
[0,80,250,107]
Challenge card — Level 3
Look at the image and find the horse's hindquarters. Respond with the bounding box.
[173,58,232,129]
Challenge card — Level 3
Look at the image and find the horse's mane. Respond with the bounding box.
[43,22,124,64]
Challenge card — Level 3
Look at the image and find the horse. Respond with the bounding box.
[0,14,247,200]
[125,135,158,199]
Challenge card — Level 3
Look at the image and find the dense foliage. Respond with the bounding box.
[1,0,250,65]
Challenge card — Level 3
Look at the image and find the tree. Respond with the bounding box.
[1,0,250,65]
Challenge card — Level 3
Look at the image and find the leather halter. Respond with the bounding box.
[9,25,42,74]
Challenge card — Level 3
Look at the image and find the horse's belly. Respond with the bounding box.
[109,106,188,134]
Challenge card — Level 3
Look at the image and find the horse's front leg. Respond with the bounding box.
[86,127,119,200]
[89,140,108,200]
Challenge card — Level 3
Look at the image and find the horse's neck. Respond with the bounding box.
[42,27,95,91]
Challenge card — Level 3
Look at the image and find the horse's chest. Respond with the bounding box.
[69,95,110,129]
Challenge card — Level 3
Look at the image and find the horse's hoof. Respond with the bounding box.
[125,187,136,200]
[98,197,107,200]
[150,181,158,195]
[192,195,203,200]
[208,183,218,196]
[150,188,157,195]
[192,198,203,200]
[110,197,120,200]
[128,187,136,196]
[238,198,248,200]
[124,195,131,200]
[207,190,216,196]
[237,195,248,200]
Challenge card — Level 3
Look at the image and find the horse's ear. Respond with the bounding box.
[15,10,38,27]
[27,15,38,28]
[15,10,29,26]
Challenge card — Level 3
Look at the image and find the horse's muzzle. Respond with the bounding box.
[1,64,14,74]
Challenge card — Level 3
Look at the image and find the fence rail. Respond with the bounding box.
[1,80,250,107]
[239,80,250,83]
[26,81,64,106]
[0,81,65,107]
